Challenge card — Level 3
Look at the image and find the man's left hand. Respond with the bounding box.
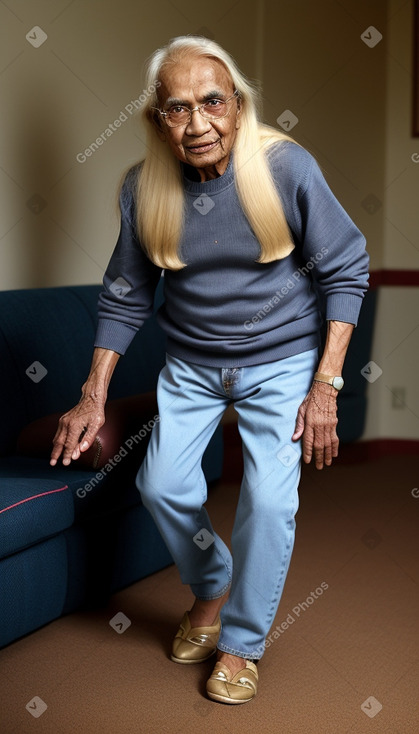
[292,381,339,469]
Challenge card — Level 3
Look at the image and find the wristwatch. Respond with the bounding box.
[313,372,344,391]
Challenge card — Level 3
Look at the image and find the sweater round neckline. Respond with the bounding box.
[182,150,235,194]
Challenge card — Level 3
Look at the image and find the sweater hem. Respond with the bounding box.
[165,334,320,368]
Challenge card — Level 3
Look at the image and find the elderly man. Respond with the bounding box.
[51,35,369,704]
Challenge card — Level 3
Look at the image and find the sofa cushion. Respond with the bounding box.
[0,456,144,523]
[16,392,159,470]
[0,534,71,648]
[0,287,100,456]
[0,282,167,458]
[0,478,73,558]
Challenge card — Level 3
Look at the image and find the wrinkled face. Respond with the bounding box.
[154,56,241,179]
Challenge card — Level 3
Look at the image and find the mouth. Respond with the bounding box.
[186,140,220,154]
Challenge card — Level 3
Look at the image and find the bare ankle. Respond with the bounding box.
[216,652,247,674]
[189,590,229,627]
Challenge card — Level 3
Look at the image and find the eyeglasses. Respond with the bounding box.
[153,90,240,128]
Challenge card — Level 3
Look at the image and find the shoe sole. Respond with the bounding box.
[170,649,216,664]
[207,691,255,704]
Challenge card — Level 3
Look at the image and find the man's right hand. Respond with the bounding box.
[50,395,105,466]
[50,347,120,466]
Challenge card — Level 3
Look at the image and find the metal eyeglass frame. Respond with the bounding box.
[152,90,240,128]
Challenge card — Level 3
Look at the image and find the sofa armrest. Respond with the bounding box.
[15,392,158,470]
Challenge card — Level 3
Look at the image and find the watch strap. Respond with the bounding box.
[313,372,344,391]
[313,372,335,386]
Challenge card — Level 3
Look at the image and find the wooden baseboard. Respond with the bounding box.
[221,423,418,481]
[336,439,419,463]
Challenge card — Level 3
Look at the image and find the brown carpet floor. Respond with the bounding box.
[1,454,418,734]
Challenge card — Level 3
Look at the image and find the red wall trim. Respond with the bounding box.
[221,423,418,479]
[337,439,419,463]
[369,270,419,289]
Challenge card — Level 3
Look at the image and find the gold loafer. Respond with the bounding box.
[171,611,221,664]
[206,660,258,704]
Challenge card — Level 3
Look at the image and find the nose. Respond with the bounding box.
[185,108,212,135]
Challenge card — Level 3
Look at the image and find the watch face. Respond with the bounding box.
[332,376,344,391]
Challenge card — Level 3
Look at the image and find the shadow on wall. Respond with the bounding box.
[15,82,68,288]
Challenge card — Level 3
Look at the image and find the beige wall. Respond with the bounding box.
[363,0,419,440]
[263,0,387,271]
[1,0,417,440]
[0,0,265,288]
[0,0,387,288]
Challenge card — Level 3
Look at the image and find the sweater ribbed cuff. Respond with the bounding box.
[94,318,139,355]
[326,293,364,326]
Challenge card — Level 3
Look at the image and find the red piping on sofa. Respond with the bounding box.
[0,485,69,515]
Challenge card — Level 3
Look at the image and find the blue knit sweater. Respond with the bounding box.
[94,141,369,367]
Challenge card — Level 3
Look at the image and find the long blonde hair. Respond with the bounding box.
[134,35,298,270]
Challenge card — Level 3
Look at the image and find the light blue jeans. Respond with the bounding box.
[136,348,318,660]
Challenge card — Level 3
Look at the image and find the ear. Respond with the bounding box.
[235,98,242,129]
[147,109,166,141]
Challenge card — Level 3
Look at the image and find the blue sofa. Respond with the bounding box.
[0,282,223,648]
